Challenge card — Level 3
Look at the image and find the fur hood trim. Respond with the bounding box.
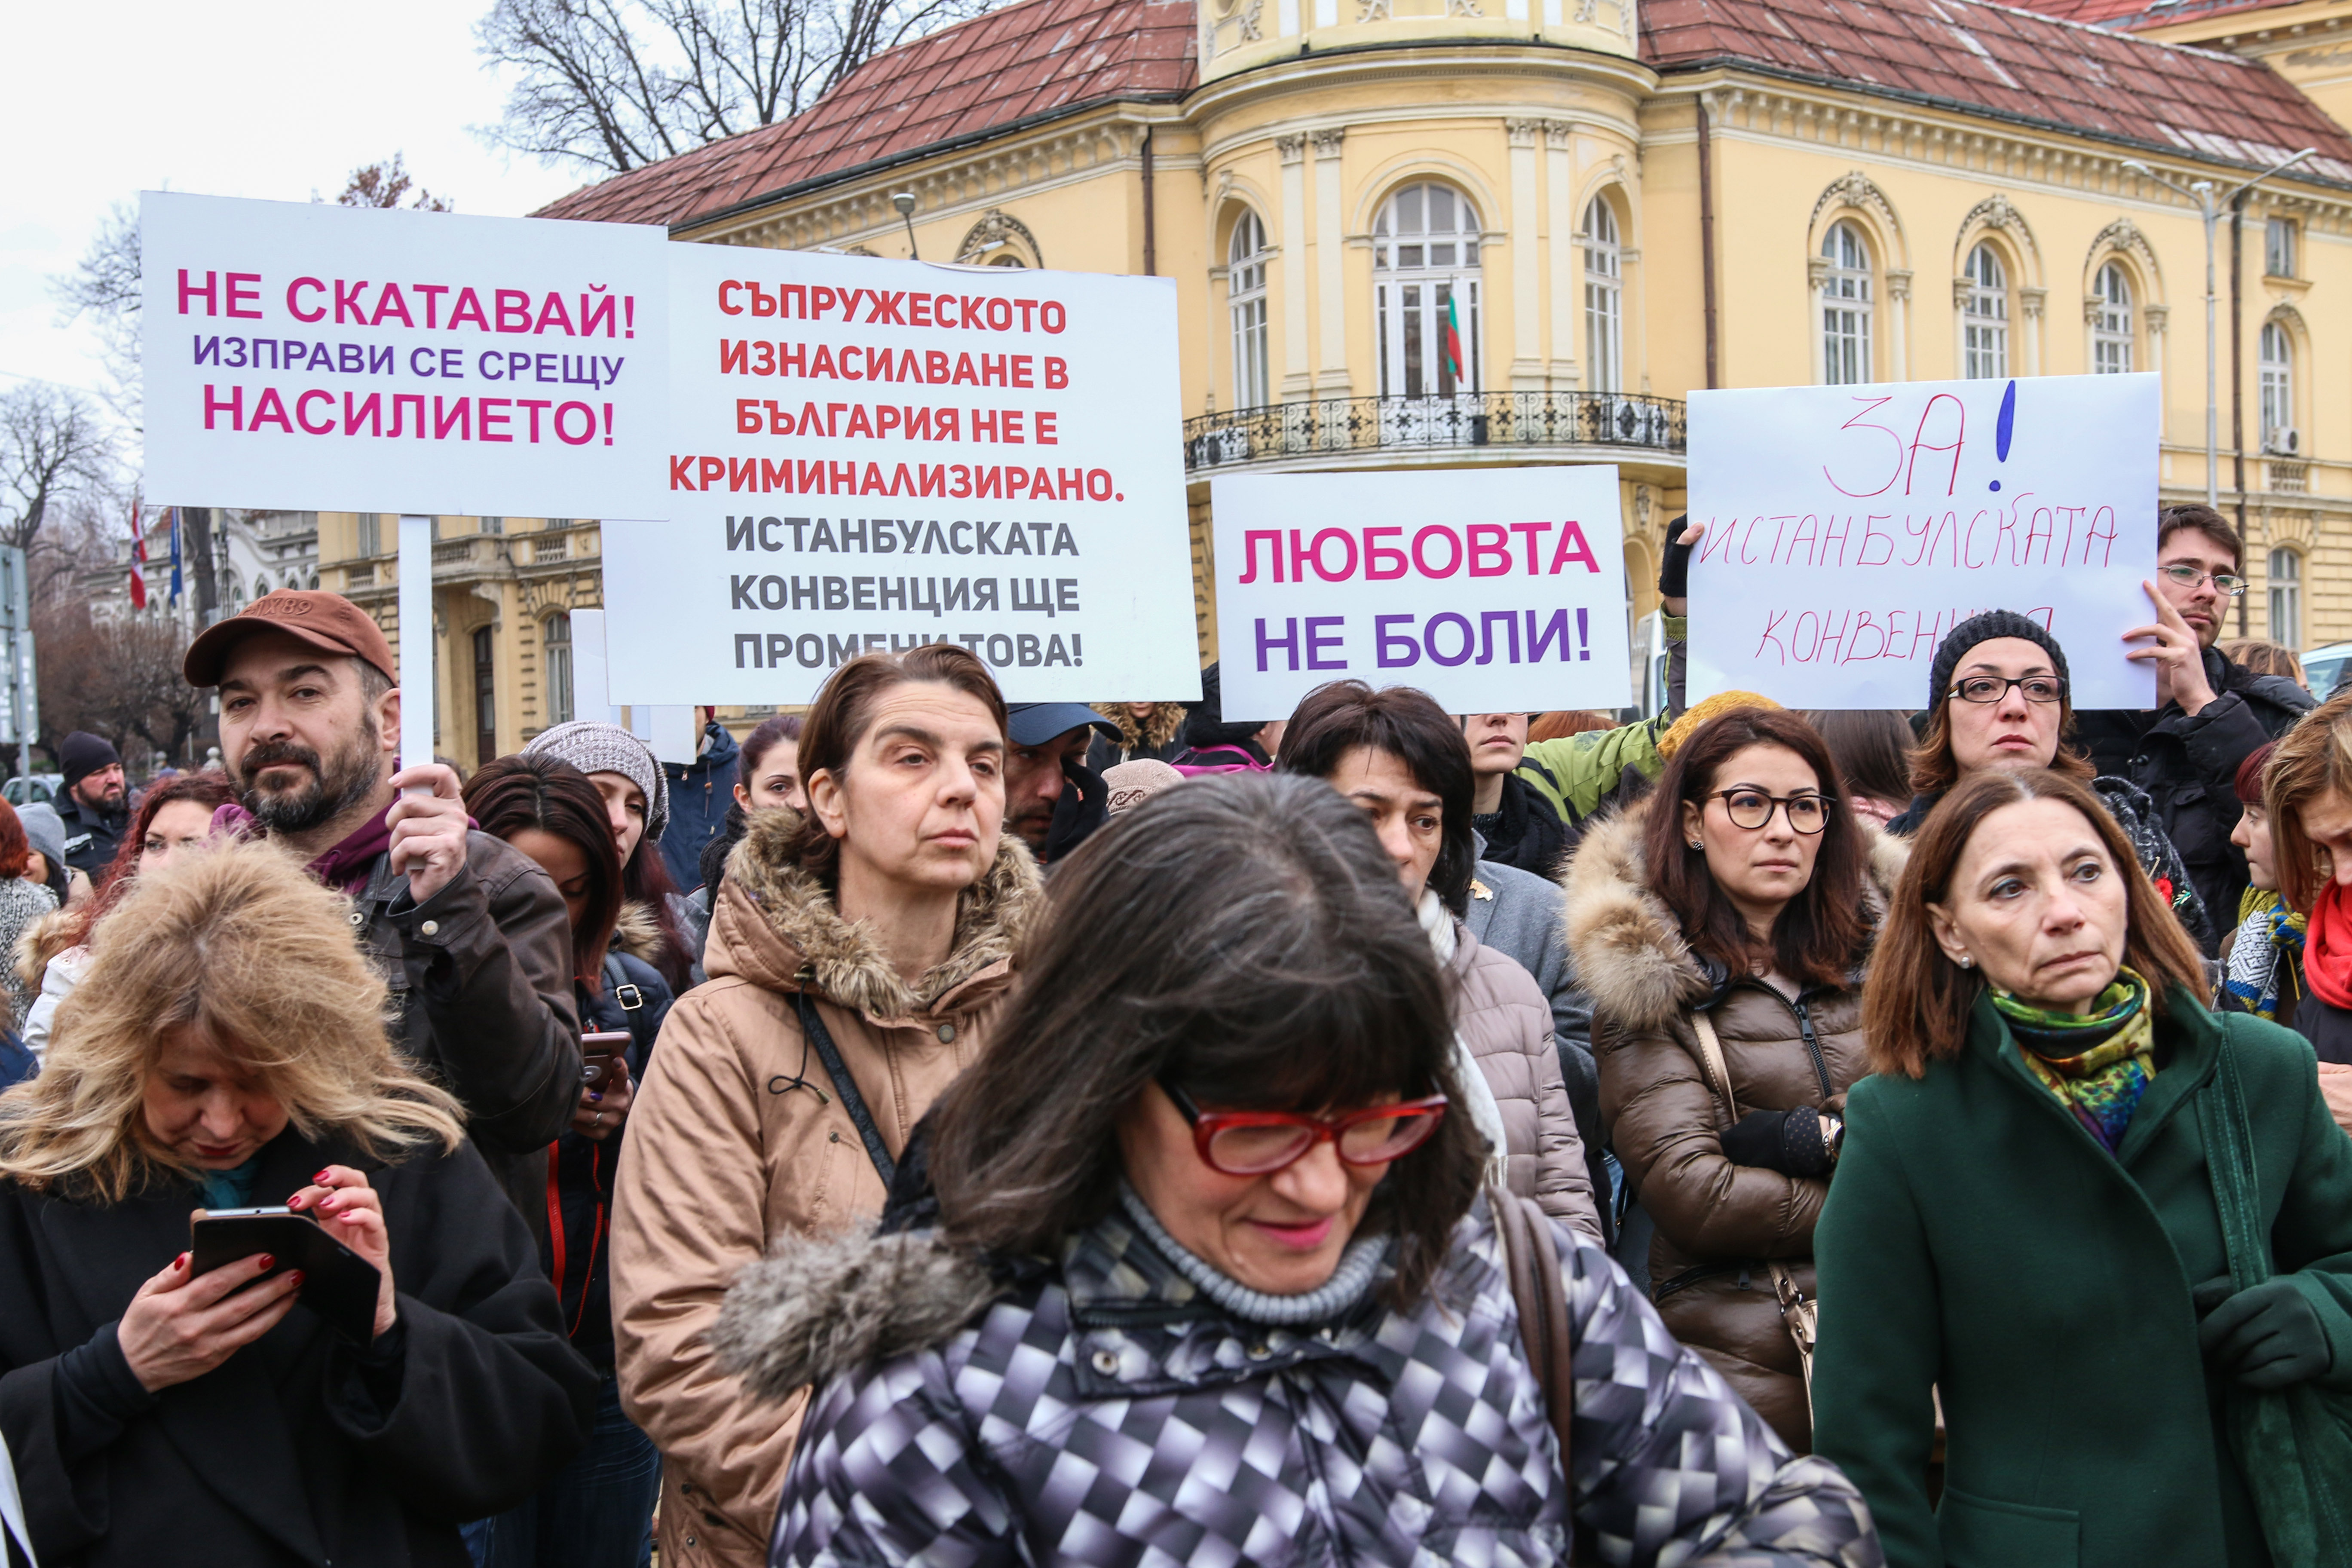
[15,906,80,995]
[1560,796,1909,1034]
[712,1228,1002,1401]
[1095,702,1184,752]
[612,900,665,966]
[721,805,1043,1020]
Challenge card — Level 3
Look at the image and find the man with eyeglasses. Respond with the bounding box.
[2073,504,2315,947]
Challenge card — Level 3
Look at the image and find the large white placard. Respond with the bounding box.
[1210,468,1630,720]
[143,191,671,518]
[1687,374,2160,710]
[597,245,1201,704]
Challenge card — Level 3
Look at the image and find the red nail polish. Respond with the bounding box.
[287,1270,304,1287]
[314,1169,331,1183]
[256,1253,275,1271]
[174,1252,189,1269]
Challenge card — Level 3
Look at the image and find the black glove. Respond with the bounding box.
[1718,1106,1835,1178]
[2195,1275,2335,1390]
[1657,515,1694,599]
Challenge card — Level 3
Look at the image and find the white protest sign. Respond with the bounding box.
[1210,467,1630,720]
[1687,373,2159,710]
[142,191,671,517]
[596,244,1201,704]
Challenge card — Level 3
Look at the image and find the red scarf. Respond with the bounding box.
[210,800,397,894]
[2303,881,2352,1011]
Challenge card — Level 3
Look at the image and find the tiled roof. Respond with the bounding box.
[2009,0,2301,32]
[537,0,2352,230]
[533,0,1195,228]
[1645,0,2352,180]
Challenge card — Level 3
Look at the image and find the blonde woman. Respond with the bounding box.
[0,840,595,1568]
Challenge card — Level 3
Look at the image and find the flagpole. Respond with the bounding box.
[398,515,433,790]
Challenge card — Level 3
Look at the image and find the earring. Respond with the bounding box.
[1959,956,1974,969]
[1688,840,1703,850]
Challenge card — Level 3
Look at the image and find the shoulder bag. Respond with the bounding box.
[2198,1019,2352,1568]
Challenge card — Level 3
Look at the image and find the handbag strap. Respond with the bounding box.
[1492,1188,1576,1477]
[794,991,897,1190]
[1688,1008,1739,1132]
[2196,1021,2273,1294]
[1692,1008,1816,1386]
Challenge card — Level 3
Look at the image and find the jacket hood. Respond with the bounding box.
[672,720,740,779]
[13,905,79,995]
[1561,796,1909,1035]
[612,900,665,966]
[706,804,1042,1019]
[713,1227,1002,1403]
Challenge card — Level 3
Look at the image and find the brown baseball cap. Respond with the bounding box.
[183,590,400,688]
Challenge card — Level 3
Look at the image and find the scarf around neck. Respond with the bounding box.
[2226,888,2307,1022]
[1994,967,2157,1155]
[1118,1182,1388,1327]
[212,798,399,893]
[2304,882,2352,1012]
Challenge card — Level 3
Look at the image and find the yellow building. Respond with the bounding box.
[537,0,2352,674]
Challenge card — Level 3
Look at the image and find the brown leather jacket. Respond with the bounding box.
[1561,801,1904,1452]
[612,809,1041,1568]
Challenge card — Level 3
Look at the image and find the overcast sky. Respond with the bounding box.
[0,0,591,416]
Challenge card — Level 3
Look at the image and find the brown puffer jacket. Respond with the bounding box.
[611,808,1041,1568]
[1560,799,1905,1452]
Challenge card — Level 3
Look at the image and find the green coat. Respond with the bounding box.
[1812,990,2352,1568]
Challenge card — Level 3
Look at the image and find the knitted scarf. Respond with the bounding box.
[1994,967,2157,1156]
[2225,888,2306,1022]
[2305,881,2352,1012]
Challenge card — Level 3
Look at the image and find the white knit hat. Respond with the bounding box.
[523,722,671,845]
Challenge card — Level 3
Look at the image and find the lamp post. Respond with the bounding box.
[2120,149,2314,511]
[893,192,920,260]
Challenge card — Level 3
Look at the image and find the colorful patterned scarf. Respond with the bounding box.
[2224,888,2306,1022]
[1993,967,2157,1155]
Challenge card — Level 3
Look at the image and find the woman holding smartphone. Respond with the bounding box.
[0,839,593,1567]
[461,753,676,1568]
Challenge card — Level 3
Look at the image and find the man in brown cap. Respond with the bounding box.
[183,589,582,1233]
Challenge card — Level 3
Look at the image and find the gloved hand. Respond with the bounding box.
[1718,1106,1835,1178]
[2195,1275,2335,1390]
[1657,515,1695,600]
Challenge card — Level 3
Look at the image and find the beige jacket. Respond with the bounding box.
[612,809,1041,1568]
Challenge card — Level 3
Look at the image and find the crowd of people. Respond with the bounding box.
[5,499,2352,1568]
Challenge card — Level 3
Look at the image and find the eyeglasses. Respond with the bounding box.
[1709,789,1831,834]
[1158,1078,1449,1176]
[1949,675,2067,706]
[2161,563,2248,597]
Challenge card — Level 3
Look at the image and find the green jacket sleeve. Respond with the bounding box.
[1514,616,1683,824]
[2248,1020,2352,1390]
[1811,1080,1946,1568]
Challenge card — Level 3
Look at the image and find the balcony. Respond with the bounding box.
[1183,391,1686,475]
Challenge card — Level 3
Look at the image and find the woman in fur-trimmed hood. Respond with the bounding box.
[1564,707,1905,1453]
[1087,701,1187,771]
[611,646,1041,1568]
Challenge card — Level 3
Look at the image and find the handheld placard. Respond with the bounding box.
[398,514,432,790]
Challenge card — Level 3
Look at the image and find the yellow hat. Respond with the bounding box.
[1657,691,1783,760]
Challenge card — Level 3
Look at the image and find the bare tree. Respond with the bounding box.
[33,597,209,769]
[0,386,114,573]
[48,202,142,422]
[333,154,456,211]
[476,0,1000,174]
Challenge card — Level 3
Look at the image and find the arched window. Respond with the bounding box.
[2093,263,2134,374]
[1821,222,1873,386]
[2270,548,2303,647]
[1584,196,1623,394]
[1963,243,2009,379]
[1228,211,1270,410]
[1373,183,1482,398]
[2261,322,2295,450]
[543,612,575,726]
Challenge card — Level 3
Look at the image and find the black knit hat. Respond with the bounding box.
[1926,611,2071,710]
[58,731,119,792]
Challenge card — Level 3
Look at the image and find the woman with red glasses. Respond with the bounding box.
[714,773,1881,1568]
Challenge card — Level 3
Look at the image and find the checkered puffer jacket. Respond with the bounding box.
[714,1197,1882,1568]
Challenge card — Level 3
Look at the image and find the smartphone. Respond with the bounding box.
[582,1029,631,1090]
[189,1207,382,1343]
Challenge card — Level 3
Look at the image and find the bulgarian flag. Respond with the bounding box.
[128,501,147,609]
[1443,292,1466,385]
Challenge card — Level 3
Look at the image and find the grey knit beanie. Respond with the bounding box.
[524,721,671,845]
[1926,610,2071,710]
[17,802,66,874]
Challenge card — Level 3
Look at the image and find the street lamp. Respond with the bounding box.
[2120,148,2314,511]
[893,192,920,260]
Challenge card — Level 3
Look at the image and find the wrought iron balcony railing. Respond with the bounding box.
[1182,391,1687,472]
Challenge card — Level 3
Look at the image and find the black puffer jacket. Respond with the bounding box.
[2073,647,2313,947]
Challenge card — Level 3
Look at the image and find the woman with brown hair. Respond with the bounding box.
[611,645,1041,1568]
[0,839,594,1566]
[0,796,57,1028]
[1813,767,2352,1568]
[1564,706,1900,1452]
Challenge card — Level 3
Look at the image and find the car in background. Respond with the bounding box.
[1,774,61,808]
[2304,642,2352,701]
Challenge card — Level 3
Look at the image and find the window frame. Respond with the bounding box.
[1227,210,1271,411]
[2266,217,2299,281]
[1820,220,1874,386]
[2260,320,2295,448]
[2092,262,2134,375]
[543,612,575,727]
[1583,194,1624,395]
[1372,182,1484,400]
[2270,547,2303,649]
[1963,242,2010,380]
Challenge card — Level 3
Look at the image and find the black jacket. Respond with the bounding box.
[55,795,127,877]
[0,1129,596,1568]
[2073,648,2314,949]
[1472,770,1570,879]
[350,834,582,1243]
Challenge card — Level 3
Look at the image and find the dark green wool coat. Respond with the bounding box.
[1811,990,2352,1568]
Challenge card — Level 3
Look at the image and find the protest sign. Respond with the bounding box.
[596,244,1201,705]
[1210,467,1630,720]
[142,191,671,518]
[1686,373,2159,710]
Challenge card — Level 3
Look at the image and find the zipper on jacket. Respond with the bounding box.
[1790,995,1833,1102]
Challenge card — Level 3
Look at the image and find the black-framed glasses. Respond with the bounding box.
[1948,675,2067,706]
[1158,1078,1449,1176]
[2161,563,2248,597]
[1710,789,1830,834]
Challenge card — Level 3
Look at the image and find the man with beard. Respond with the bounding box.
[2074,503,2315,947]
[55,732,130,875]
[1002,703,1118,866]
[183,590,582,1236]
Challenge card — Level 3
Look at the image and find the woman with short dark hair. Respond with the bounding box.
[1815,766,2352,1568]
